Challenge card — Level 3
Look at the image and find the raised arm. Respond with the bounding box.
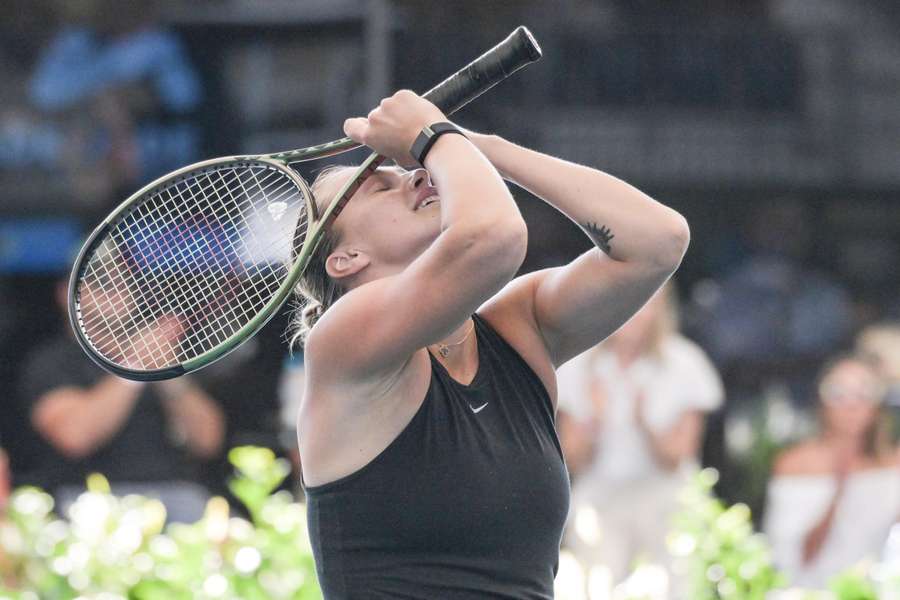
[470,132,689,366]
[31,376,144,459]
[306,92,528,384]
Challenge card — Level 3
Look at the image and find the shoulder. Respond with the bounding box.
[662,335,717,372]
[772,441,827,476]
[658,334,724,406]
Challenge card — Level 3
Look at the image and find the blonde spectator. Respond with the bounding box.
[857,322,900,402]
[764,355,900,588]
[557,282,723,586]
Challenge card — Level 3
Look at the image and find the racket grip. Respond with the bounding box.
[423,26,541,116]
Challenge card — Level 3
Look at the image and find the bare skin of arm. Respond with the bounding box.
[633,402,705,471]
[32,376,145,459]
[466,131,690,368]
[801,490,844,564]
[557,409,599,477]
[773,444,850,565]
[308,92,528,384]
[299,92,527,485]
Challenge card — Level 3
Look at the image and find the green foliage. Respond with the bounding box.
[0,447,320,599]
[829,566,879,600]
[668,467,786,599]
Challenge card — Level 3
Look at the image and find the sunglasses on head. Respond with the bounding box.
[819,383,884,406]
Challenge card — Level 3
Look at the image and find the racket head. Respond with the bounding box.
[68,156,316,380]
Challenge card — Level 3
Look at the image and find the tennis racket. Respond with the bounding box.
[68,26,542,381]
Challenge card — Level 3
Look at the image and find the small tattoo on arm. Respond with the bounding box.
[583,222,614,254]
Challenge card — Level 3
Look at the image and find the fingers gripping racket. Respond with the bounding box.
[69,27,542,381]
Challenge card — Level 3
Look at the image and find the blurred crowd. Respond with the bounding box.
[1,0,202,219]
[1,0,899,596]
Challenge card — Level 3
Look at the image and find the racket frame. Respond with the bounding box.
[68,156,316,380]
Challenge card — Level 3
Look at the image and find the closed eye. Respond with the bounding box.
[369,178,391,193]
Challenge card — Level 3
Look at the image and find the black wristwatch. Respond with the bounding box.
[409,122,467,166]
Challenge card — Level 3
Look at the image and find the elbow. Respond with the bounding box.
[192,438,222,460]
[193,420,225,459]
[449,216,528,277]
[504,217,529,261]
[487,218,528,276]
[651,212,690,272]
[48,428,97,460]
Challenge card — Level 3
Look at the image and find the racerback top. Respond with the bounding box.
[303,313,571,599]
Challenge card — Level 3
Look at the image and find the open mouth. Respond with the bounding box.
[414,191,440,210]
[417,196,439,210]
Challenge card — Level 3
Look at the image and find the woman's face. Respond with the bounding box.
[318,166,442,279]
[819,359,884,438]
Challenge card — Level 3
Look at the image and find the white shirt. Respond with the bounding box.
[557,334,724,486]
[764,467,900,588]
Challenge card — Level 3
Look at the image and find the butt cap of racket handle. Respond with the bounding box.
[514,26,543,62]
[423,26,542,117]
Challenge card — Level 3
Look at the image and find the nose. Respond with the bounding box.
[408,168,429,190]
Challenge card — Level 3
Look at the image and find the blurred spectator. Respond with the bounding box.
[0,1,61,175]
[557,282,723,586]
[695,199,853,373]
[0,447,9,510]
[26,0,201,202]
[857,322,900,407]
[16,278,225,523]
[764,354,899,588]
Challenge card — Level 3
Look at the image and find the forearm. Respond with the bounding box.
[425,134,526,235]
[470,133,688,265]
[34,377,143,458]
[157,378,224,459]
[802,498,840,563]
[557,411,598,476]
[635,411,703,472]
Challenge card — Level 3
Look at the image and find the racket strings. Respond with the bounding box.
[86,168,297,367]
[76,161,309,371]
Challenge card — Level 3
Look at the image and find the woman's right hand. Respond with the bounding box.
[343,90,447,168]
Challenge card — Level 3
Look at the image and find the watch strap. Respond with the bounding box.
[409,122,467,166]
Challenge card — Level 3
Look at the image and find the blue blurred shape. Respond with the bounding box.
[124,215,238,275]
[0,218,82,274]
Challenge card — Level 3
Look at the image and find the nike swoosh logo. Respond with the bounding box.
[470,402,488,414]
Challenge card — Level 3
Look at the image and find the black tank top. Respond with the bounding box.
[303,313,571,599]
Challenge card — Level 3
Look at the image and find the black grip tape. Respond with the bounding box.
[423,26,542,116]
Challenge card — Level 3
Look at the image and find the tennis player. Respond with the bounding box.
[293,90,690,598]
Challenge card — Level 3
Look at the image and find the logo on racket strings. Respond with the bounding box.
[267,201,288,221]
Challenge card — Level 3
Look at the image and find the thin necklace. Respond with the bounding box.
[434,321,475,358]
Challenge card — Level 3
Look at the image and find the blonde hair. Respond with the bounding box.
[816,353,893,461]
[856,322,900,383]
[645,280,679,358]
[290,166,356,348]
[596,280,679,360]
